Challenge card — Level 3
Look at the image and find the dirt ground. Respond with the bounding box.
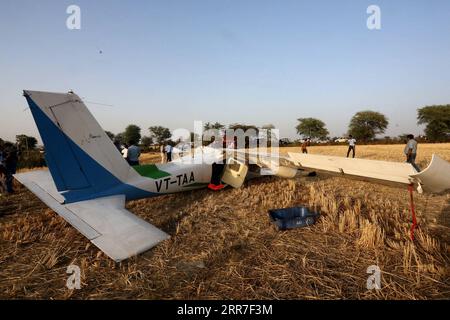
[0,144,449,299]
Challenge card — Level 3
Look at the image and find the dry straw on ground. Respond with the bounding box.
[0,144,449,299]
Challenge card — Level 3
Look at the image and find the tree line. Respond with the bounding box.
[296,105,450,142]
[0,135,45,169]
[1,104,448,168]
[106,122,273,151]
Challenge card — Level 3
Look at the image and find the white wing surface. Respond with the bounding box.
[14,170,169,261]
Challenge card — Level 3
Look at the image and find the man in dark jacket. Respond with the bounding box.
[0,146,6,195]
[4,144,18,194]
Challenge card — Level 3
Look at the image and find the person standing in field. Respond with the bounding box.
[3,144,18,194]
[301,138,310,154]
[404,134,420,172]
[0,146,6,196]
[127,141,141,166]
[0,165,6,195]
[165,143,173,162]
[346,135,356,158]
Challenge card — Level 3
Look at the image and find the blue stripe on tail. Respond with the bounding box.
[26,96,91,191]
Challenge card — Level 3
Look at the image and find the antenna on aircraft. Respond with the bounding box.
[80,96,114,107]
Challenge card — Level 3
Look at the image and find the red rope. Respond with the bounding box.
[408,184,417,241]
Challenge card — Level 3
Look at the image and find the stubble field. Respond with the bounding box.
[0,144,449,299]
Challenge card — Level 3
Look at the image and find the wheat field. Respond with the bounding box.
[0,144,449,299]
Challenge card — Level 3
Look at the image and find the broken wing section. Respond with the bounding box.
[288,152,450,193]
[288,152,417,185]
[14,170,169,262]
[410,154,450,193]
[235,150,298,179]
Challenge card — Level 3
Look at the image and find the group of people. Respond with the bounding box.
[0,143,19,195]
[300,134,421,172]
[116,141,174,166]
[0,133,422,198]
[120,141,141,166]
[344,134,420,171]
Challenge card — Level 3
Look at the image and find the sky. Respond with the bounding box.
[1,0,450,143]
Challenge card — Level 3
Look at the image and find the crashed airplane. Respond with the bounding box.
[14,90,450,262]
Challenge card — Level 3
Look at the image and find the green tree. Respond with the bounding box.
[0,138,12,150]
[228,123,258,132]
[204,122,225,131]
[348,111,388,141]
[417,105,450,142]
[123,124,141,145]
[140,136,153,148]
[398,133,410,143]
[105,131,115,141]
[261,124,276,142]
[296,118,329,139]
[148,126,172,145]
[114,133,124,145]
[16,134,37,150]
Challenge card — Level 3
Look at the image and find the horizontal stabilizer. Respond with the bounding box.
[14,170,169,261]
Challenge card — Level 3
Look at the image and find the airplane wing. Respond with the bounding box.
[14,170,169,262]
[287,152,450,193]
[409,154,450,193]
[287,152,416,185]
[235,150,450,193]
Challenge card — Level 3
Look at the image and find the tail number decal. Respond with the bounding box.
[155,172,195,192]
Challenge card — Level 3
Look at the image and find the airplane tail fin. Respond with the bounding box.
[17,91,168,261]
[23,90,137,202]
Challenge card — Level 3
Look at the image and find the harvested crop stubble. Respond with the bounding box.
[0,144,449,299]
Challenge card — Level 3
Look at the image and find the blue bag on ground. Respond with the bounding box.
[269,206,319,230]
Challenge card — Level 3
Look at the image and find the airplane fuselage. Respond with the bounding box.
[129,161,213,198]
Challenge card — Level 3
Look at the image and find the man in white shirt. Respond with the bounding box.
[404,134,420,172]
[121,144,128,160]
[346,135,356,158]
[165,144,173,162]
